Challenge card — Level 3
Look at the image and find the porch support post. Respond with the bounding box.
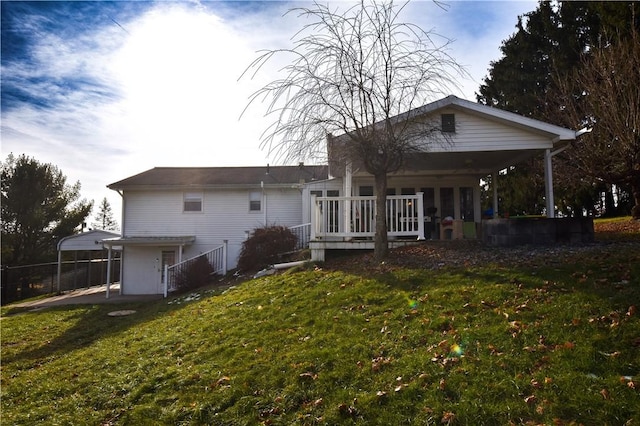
[544,149,555,218]
[344,161,352,235]
[222,240,228,275]
[56,249,62,295]
[163,264,169,298]
[416,192,425,240]
[105,245,112,299]
[492,172,499,218]
[310,194,318,240]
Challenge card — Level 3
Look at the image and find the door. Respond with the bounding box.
[160,250,176,292]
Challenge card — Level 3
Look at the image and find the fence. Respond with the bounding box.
[1,258,121,305]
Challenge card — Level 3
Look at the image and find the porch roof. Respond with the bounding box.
[102,236,196,247]
[328,95,579,178]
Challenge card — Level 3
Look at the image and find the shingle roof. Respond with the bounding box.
[108,165,329,189]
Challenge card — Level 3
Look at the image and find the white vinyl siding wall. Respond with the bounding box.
[122,188,303,270]
[425,109,554,153]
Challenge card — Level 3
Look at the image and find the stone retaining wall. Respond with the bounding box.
[482,217,594,246]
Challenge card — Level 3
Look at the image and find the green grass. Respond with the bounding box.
[2,244,639,425]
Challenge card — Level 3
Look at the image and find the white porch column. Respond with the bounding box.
[105,245,112,299]
[343,161,352,234]
[544,149,555,218]
[56,250,62,295]
[492,172,499,218]
[416,192,425,240]
[310,194,318,240]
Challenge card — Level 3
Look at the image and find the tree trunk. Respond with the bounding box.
[631,177,640,220]
[373,173,389,260]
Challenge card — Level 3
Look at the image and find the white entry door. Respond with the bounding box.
[159,250,176,292]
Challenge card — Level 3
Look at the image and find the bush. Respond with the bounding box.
[174,255,214,293]
[237,225,298,271]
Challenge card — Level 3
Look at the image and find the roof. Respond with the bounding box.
[102,236,196,246]
[108,165,329,190]
[411,95,578,141]
[332,95,577,144]
[328,95,580,177]
[57,230,121,251]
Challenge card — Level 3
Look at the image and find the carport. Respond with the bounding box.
[56,230,121,297]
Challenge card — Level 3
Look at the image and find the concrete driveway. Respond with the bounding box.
[9,284,163,308]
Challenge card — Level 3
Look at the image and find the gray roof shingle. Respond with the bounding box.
[108,165,329,189]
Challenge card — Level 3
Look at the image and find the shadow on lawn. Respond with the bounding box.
[1,296,196,365]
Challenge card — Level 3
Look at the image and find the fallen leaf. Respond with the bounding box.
[524,395,537,405]
[600,388,610,400]
[441,411,456,424]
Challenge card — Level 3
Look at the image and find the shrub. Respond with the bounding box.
[174,255,214,293]
[237,225,298,271]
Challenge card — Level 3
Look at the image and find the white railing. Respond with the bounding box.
[289,223,311,250]
[164,241,227,297]
[311,193,425,240]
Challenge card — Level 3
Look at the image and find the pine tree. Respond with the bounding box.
[92,197,119,231]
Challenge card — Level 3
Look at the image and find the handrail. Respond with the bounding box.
[289,223,311,250]
[164,241,228,297]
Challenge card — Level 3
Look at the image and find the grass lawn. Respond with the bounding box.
[1,220,639,425]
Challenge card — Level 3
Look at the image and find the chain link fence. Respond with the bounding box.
[1,258,121,305]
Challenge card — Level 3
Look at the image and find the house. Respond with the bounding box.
[104,165,328,295]
[104,95,582,295]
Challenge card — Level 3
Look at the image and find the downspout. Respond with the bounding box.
[116,189,124,295]
[261,181,267,226]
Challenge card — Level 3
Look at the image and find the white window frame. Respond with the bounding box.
[183,192,203,213]
[249,190,262,213]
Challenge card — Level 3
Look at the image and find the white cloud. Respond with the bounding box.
[1,0,537,226]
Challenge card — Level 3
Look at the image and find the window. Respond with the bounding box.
[249,191,262,212]
[359,186,374,196]
[441,114,455,133]
[421,187,435,215]
[440,187,454,218]
[183,192,202,212]
[460,187,475,221]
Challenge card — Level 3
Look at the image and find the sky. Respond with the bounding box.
[1,0,537,227]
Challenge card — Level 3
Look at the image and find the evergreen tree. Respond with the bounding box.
[92,197,119,231]
[1,154,93,265]
[477,1,639,217]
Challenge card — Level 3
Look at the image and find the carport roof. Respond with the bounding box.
[57,230,121,251]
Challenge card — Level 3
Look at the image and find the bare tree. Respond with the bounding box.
[551,30,640,219]
[242,0,466,259]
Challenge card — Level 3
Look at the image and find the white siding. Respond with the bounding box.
[122,187,305,273]
[422,109,554,153]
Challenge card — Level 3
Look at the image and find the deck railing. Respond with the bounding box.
[164,241,227,297]
[311,193,425,240]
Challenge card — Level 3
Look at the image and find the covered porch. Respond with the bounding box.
[306,96,585,260]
